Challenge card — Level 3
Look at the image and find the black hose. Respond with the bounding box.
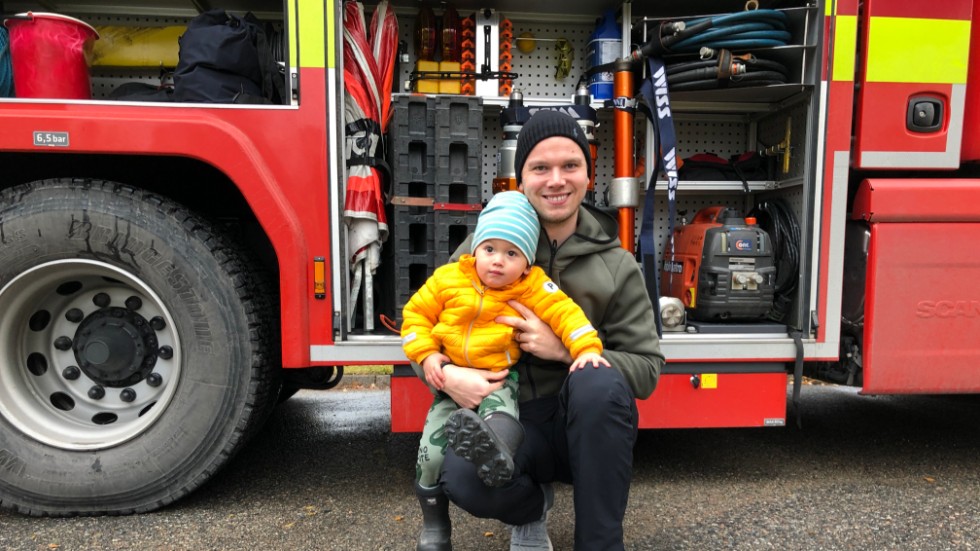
[750,197,800,322]
[664,54,788,90]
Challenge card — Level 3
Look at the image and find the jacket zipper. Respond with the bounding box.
[462,281,484,368]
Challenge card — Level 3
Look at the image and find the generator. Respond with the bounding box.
[661,206,776,321]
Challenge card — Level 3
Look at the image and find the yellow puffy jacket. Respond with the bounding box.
[402,255,602,370]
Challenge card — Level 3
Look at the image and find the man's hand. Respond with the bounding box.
[497,300,573,364]
[441,364,509,409]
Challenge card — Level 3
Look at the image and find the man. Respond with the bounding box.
[416,109,664,550]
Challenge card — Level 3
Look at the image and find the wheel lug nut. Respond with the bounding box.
[62,365,81,380]
[54,336,73,350]
[146,373,163,387]
[120,388,137,402]
[158,346,174,360]
[88,385,105,400]
[150,316,166,331]
[125,296,142,310]
[93,293,111,308]
[65,308,84,323]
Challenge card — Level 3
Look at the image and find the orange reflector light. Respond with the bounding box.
[314,257,326,299]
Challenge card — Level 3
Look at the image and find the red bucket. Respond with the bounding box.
[3,12,99,99]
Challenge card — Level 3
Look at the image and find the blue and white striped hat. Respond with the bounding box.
[472,191,540,265]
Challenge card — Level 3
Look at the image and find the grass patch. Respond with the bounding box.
[344,364,393,375]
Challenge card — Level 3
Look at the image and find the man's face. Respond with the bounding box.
[519,136,589,230]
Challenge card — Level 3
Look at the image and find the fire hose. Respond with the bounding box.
[630,9,791,91]
[631,9,791,59]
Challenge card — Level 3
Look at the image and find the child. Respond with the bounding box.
[401,191,608,549]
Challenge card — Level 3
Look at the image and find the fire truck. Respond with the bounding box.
[0,0,977,516]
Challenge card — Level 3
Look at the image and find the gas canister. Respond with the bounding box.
[661,206,776,321]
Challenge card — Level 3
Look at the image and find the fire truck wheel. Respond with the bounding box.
[0,179,277,516]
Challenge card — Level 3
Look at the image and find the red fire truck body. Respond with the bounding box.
[0,0,978,516]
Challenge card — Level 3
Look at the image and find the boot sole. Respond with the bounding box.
[445,409,514,487]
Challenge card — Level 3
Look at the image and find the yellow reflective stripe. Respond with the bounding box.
[832,15,857,82]
[296,0,326,69]
[325,0,335,69]
[866,17,970,84]
[825,0,834,16]
[287,0,299,70]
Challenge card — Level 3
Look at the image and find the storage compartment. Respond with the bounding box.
[351,1,823,349]
[0,0,289,103]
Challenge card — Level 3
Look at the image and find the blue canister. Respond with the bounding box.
[587,10,621,100]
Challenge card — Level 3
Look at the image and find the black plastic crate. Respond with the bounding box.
[393,95,437,140]
[393,255,436,323]
[391,96,437,191]
[434,96,483,204]
[434,96,483,143]
[435,207,481,265]
[391,205,435,257]
[391,205,436,321]
[435,142,482,203]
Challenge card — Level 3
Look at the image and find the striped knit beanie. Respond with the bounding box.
[472,191,540,265]
[514,109,592,184]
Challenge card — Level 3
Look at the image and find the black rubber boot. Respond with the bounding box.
[444,409,525,487]
[416,483,452,551]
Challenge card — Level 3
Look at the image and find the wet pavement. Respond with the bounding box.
[2,383,980,550]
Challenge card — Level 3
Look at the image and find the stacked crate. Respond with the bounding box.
[390,95,484,320]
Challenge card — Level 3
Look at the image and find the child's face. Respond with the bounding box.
[473,238,531,288]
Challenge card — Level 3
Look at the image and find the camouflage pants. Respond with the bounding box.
[416,371,519,487]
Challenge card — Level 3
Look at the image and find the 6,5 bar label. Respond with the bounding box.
[33,131,70,147]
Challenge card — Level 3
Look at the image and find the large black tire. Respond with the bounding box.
[0,180,278,516]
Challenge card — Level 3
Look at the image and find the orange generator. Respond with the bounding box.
[661,206,776,321]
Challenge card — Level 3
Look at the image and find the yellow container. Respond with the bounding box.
[413,60,462,94]
[91,26,184,67]
[438,61,461,93]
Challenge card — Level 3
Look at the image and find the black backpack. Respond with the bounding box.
[173,10,284,104]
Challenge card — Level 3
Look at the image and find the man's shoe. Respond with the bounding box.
[510,483,554,551]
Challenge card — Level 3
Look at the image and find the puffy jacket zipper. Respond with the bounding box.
[462,281,484,368]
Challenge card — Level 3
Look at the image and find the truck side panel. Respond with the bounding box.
[852,0,972,169]
[852,179,980,394]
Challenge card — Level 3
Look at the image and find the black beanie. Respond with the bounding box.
[514,110,592,184]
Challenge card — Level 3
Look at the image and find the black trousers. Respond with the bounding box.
[440,365,640,550]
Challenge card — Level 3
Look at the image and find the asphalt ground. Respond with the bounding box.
[2,380,980,550]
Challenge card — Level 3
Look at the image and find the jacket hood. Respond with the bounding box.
[536,205,622,274]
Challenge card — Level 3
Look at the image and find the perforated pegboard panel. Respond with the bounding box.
[399,13,596,100]
[480,108,617,201]
[672,117,754,159]
[756,96,813,181]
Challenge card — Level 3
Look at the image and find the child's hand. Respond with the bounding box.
[421,353,451,390]
[569,352,611,372]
